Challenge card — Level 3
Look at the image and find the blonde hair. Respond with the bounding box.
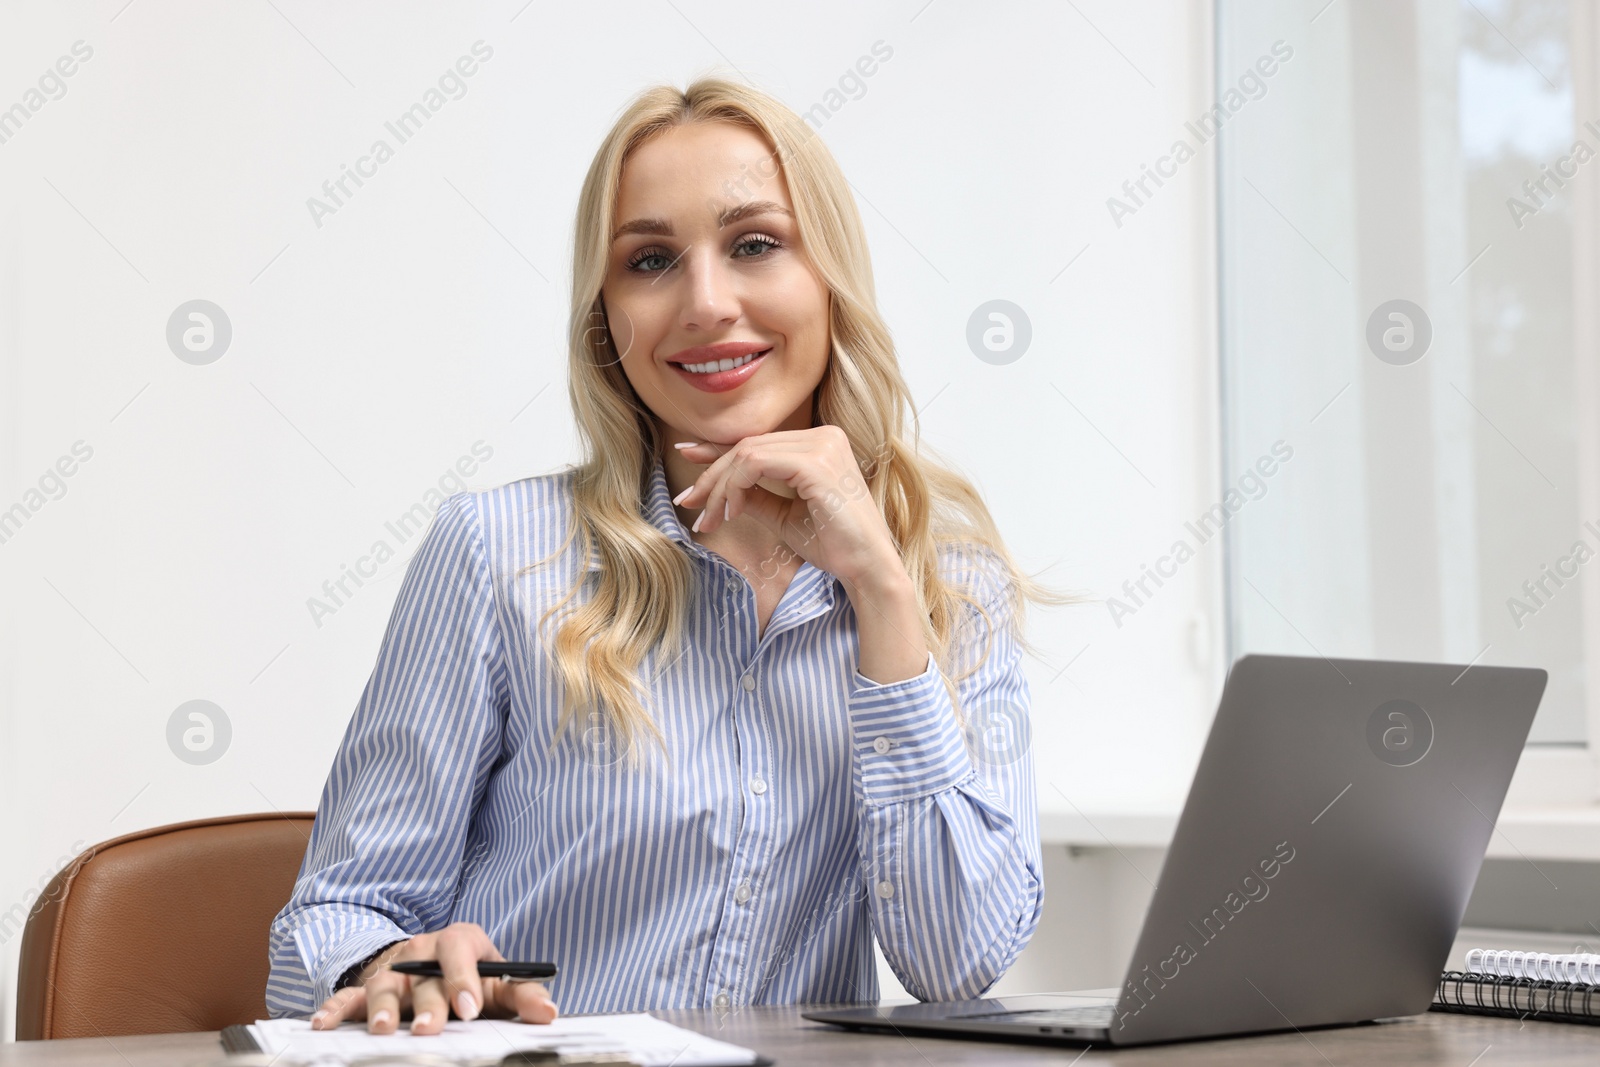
[520,74,1080,763]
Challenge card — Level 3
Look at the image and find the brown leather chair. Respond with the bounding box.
[16,811,315,1039]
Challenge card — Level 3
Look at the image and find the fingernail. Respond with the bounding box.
[673,441,699,450]
[412,1011,433,1029]
[311,1011,327,1026]
[456,990,478,1020]
[672,486,693,506]
[691,510,704,533]
[372,1009,392,1027]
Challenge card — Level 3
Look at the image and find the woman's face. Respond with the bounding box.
[602,121,831,448]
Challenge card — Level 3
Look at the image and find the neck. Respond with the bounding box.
[659,442,787,560]
[655,396,816,550]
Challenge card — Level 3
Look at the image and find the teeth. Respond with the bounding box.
[679,350,763,374]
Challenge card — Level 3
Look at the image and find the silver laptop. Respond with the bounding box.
[805,653,1547,1047]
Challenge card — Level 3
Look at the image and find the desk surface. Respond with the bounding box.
[4,1006,1600,1065]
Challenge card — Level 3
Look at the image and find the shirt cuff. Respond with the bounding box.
[850,650,975,802]
[309,925,413,1009]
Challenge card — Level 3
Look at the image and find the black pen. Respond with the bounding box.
[391,960,558,981]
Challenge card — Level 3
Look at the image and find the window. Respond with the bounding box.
[1216,0,1598,767]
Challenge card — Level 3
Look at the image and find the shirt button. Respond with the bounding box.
[876,880,895,899]
[726,576,741,593]
[741,674,757,692]
[713,992,731,1009]
[872,736,892,755]
[750,776,767,795]
[734,880,753,904]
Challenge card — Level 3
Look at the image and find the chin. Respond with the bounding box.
[693,414,783,445]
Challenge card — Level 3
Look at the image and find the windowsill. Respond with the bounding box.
[1039,805,1600,861]
[1040,743,1600,859]
[1039,808,1179,851]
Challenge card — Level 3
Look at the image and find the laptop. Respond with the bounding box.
[805,652,1547,1047]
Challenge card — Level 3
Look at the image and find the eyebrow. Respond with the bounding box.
[610,200,794,242]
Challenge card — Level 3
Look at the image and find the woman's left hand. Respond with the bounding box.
[672,426,900,590]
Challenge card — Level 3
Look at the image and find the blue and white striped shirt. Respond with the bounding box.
[266,451,1043,1017]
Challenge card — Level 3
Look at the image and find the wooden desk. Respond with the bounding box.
[3,1005,1600,1065]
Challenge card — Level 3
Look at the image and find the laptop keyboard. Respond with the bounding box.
[957,1005,1117,1028]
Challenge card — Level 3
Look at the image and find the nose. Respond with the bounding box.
[679,244,740,333]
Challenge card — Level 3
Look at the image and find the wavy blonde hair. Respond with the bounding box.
[520,74,1080,763]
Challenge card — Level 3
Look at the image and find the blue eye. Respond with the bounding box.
[625,248,673,273]
[733,235,781,258]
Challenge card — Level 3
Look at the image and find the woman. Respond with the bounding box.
[268,75,1073,1036]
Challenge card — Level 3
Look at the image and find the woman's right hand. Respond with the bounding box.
[310,921,558,1035]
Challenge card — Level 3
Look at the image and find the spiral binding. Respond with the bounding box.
[1432,970,1600,1025]
[1465,948,1600,984]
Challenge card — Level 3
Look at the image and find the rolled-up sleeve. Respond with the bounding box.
[850,547,1044,1001]
[266,491,511,1017]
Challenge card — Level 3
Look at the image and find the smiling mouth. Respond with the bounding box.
[667,347,772,394]
[670,348,771,374]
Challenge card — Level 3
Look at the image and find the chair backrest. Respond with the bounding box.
[16,811,315,1039]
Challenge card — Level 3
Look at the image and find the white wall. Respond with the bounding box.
[0,0,1221,1035]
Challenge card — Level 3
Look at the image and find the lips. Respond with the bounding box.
[670,349,770,393]
[665,341,773,394]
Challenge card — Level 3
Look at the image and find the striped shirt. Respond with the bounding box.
[266,451,1043,1017]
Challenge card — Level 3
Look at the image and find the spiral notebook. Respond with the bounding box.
[1432,949,1600,1026]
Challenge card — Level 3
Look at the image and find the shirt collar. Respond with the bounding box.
[584,451,709,571]
[584,454,839,612]
[643,449,697,549]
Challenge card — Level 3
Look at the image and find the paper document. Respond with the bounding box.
[243,1012,763,1066]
